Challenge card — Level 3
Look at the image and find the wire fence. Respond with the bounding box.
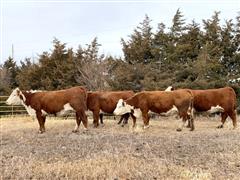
[0,96,28,117]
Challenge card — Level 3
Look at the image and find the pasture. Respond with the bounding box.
[1,115,240,179]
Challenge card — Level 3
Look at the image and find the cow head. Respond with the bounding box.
[114,99,132,115]
[6,88,26,105]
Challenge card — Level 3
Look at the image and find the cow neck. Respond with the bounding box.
[21,91,33,106]
[125,96,136,106]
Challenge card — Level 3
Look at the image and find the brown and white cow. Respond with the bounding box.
[6,86,88,133]
[165,86,237,129]
[113,89,194,131]
[87,91,135,127]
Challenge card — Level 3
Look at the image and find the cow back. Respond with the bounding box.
[87,91,134,113]
[190,87,236,112]
[26,86,87,114]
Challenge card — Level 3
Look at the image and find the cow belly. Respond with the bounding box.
[160,106,178,116]
[194,105,224,114]
[57,103,75,116]
[206,105,224,114]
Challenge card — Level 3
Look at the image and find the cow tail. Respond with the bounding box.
[188,90,194,119]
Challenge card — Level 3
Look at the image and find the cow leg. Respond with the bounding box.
[118,116,124,125]
[189,115,195,131]
[176,112,188,132]
[217,112,228,128]
[123,113,130,125]
[142,111,150,129]
[130,113,137,128]
[93,110,100,128]
[229,111,237,129]
[36,112,45,133]
[42,116,46,132]
[100,113,104,124]
[186,120,191,128]
[122,113,130,127]
[80,111,88,130]
[73,112,81,133]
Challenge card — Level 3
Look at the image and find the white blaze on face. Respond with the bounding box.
[57,103,75,116]
[6,88,24,105]
[113,99,133,115]
[207,105,224,114]
[160,105,178,116]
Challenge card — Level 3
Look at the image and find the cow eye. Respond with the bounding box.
[122,102,125,106]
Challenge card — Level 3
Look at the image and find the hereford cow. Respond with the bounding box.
[113,89,194,131]
[6,86,88,133]
[87,91,135,127]
[165,86,237,129]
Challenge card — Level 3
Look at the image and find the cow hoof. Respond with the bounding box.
[190,128,195,131]
[143,125,150,129]
[217,125,223,129]
[72,130,79,133]
[93,124,99,128]
[176,128,182,132]
[38,130,44,134]
[82,129,88,134]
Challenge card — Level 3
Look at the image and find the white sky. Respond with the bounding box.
[1,0,240,64]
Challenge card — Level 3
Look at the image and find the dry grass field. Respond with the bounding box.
[1,115,240,179]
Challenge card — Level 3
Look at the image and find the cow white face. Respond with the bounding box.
[113,99,132,115]
[6,88,25,105]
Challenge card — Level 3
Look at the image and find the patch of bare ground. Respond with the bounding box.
[1,115,240,179]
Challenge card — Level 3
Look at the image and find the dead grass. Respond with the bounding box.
[1,115,240,179]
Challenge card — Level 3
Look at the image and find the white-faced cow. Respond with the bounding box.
[6,86,88,133]
[87,91,135,127]
[114,89,194,131]
[165,86,237,129]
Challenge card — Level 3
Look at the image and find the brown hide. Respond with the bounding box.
[87,91,134,127]
[21,86,88,133]
[188,87,237,128]
[189,87,236,112]
[125,89,194,130]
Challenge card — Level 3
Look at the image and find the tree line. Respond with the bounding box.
[1,9,240,108]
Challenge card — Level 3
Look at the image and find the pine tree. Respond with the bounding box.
[202,11,222,59]
[121,14,154,64]
[3,57,19,88]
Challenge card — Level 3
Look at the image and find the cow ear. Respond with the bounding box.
[131,109,134,114]
[16,89,20,96]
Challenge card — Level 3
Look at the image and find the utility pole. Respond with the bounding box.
[12,44,14,59]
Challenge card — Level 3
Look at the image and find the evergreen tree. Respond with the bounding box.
[121,14,154,64]
[202,11,222,59]
[16,58,40,90]
[3,57,19,88]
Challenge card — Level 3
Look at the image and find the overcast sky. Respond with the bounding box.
[1,0,240,64]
